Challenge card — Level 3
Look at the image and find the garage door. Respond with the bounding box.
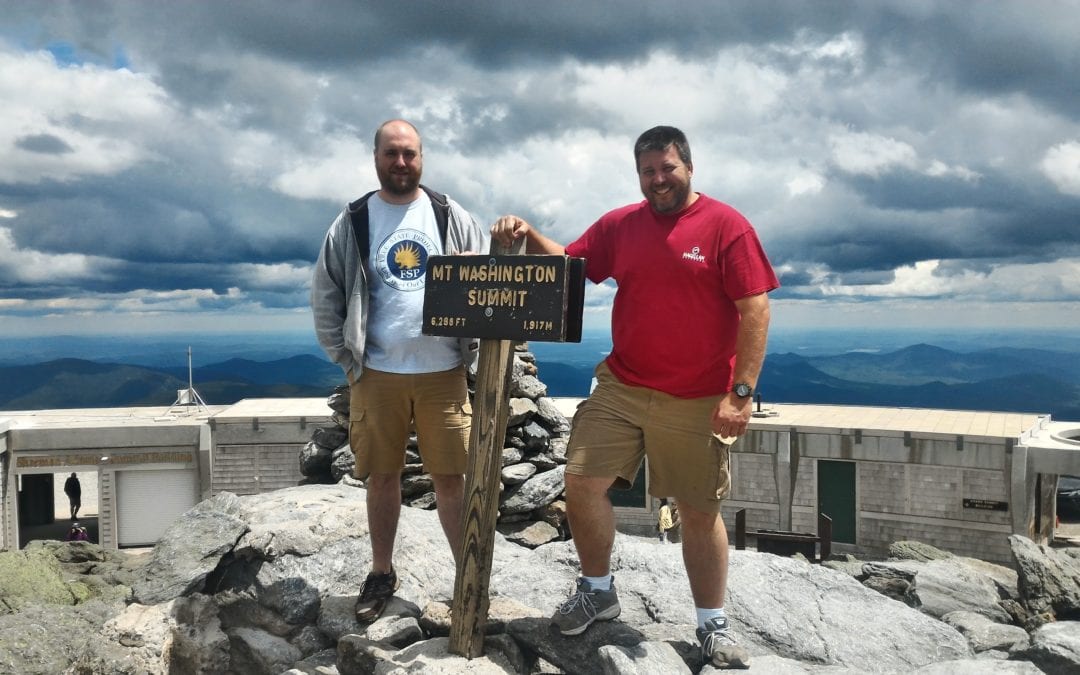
[116,469,198,547]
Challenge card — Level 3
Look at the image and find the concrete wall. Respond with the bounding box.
[720,427,1021,565]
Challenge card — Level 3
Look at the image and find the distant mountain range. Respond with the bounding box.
[532,343,1080,421]
[0,355,342,411]
[1,344,1078,421]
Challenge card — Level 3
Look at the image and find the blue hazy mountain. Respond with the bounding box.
[1,329,1078,419]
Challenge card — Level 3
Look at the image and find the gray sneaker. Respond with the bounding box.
[697,616,750,669]
[551,577,621,636]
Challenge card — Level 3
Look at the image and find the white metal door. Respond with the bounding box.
[116,469,198,547]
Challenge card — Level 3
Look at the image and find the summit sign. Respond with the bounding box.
[422,254,586,343]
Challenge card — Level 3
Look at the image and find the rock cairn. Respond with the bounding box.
[298,345,572,548]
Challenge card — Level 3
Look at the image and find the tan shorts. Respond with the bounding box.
[348,366,472,479]
[566,361,732,513]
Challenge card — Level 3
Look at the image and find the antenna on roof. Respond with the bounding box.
[164,346,209,417]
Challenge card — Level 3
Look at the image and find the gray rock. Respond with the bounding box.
[864,558,1011,623]
[942,610,1030,653]
[890,540,953,562]
[497,520,560,549]
[911,659,1045,673]
[501,462,537,485]
[227,625,303,674]
[365,613,424,648]
[131,492,248,604]
[512,374,547,399]
[300,440,335,476]
[859,561,920,607]
[535,397,571,433]
[407,491,437,509]
[507,397,538,426]
[312,426,349,452]
[548,436,568,463]
[1017,620,1080,675]
[1010,534,1080,625]
[401,473,434,497]
[521,421,550,452]
[286,647,339,674]
[330,446,355,482]
[500,466,566,515]
[598,640,692,674]
[327,385,350,414]
[530,452,559,471]
[500,446,524,467]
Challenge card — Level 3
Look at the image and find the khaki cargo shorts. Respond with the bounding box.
[566,361,732,514]
[348,366,472,479]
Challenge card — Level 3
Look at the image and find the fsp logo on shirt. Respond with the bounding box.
[681,246,706,263]
[376,229,437,291]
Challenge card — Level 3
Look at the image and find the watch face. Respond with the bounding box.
[734,383,752,397]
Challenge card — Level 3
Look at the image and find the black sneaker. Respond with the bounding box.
[697,616,750,669]
[355,567,400,622]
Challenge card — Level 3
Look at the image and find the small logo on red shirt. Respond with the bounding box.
[681,246,706,263]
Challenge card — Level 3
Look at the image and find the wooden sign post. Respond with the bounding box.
[422,242,584,658]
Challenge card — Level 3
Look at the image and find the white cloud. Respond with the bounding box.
[786,172,826,197]
[793,258,1080,302]
[0,48,172,184]
[1040,141,1080,196]
[234,262,313,291]
[574,48,788,131]
[829,131,918,177]
[272,136,375,204]
[925,160,981,182]
[0,227,116,283]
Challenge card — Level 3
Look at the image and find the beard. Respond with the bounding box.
[646,182,691,214]
[377,164,421,196]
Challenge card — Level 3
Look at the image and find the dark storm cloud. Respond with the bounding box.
[15,133,73,154]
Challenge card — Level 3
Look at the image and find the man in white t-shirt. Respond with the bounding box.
[311,119,488,622]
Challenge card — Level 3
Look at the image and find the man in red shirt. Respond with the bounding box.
[491,126,778,669]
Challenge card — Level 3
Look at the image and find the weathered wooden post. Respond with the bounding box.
[422,243,585,658]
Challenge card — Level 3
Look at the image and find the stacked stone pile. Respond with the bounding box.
[298,345,573,548]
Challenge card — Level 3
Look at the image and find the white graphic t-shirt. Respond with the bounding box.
[364,193,461,373]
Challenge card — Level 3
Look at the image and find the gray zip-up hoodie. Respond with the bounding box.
[310,191,489,381]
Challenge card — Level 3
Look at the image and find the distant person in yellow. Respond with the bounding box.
[652,501,669,542]
[310,119,488,622]
[657,498,676,543]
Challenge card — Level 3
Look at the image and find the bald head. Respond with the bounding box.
[373,119,424,202]
[374,119,422,154]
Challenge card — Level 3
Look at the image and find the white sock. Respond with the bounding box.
[696,606,726,629]
[582,574,612,591]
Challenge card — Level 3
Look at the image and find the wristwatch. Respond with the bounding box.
[732,382,753,398]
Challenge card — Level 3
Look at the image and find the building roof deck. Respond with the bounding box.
[0,400,1049,443]
[749,403,1043,442]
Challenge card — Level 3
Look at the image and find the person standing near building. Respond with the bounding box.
[490,125,779,669]
[64,472,81,520]
[311,119,488,622]
[657,498,674,543]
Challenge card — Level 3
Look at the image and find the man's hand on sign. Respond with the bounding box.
[490,215,566,255]
[490,215,532,247]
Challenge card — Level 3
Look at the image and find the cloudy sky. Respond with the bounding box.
[1,1,1078,339]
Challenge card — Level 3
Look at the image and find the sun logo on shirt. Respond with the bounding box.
[393,243,422,270]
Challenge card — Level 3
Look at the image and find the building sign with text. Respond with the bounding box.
[422,254,586,342]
